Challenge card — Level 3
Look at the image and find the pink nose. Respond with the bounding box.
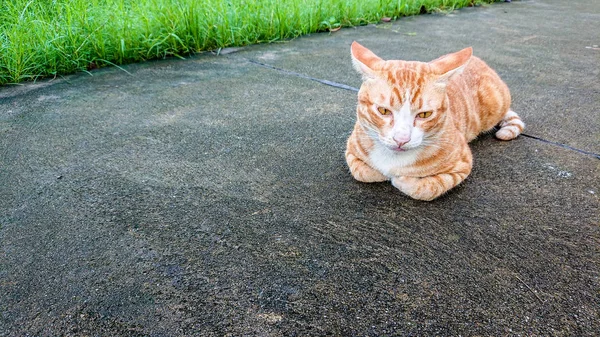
[393,134,410,147]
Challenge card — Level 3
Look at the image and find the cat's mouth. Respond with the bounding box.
[380,140,412,152]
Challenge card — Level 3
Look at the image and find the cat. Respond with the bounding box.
[345,42,524,201]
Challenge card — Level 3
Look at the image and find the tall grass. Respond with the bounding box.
[0,0,498,85]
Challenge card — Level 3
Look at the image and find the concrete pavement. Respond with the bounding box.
[1,0,599,335]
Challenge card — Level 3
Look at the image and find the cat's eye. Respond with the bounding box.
[377,107,392,115]
[417,111,433,118]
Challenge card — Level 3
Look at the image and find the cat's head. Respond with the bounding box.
[351,41,472,153]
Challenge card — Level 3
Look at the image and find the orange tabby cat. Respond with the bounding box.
[346,42,524,201]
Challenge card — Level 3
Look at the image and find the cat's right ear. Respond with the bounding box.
[351,42,384,80]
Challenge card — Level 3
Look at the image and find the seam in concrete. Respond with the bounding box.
[519,134,600,160]
[247,59,360,92]
[248,58,600,160]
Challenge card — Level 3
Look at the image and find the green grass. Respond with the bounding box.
[0,0,499,85]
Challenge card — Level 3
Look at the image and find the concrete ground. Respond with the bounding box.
[1,0,598,335]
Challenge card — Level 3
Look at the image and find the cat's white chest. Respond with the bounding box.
[369,144,419,177]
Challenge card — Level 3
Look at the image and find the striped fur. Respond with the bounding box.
[346,42,524,201]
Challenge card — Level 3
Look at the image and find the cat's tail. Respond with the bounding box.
[495,110,524,140]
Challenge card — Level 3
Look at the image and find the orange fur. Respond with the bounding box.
[346,42,524,201]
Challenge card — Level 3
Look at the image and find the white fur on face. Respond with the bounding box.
[379,90,424,151]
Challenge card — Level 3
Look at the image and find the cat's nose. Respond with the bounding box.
[393,134,411,147]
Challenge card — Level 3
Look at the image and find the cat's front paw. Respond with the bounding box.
[391,176,419,195]
[391,176,437,201]
[346,152,389,183]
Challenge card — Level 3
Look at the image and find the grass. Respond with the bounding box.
[0,0,500,85]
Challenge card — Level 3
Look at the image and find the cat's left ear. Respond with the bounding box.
[429,47,473,86]
[351,41,385,80]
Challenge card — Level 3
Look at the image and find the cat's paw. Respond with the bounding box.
[347,152,389,183]
[353,168,389,183]
[391,176,438,201]
[391,176,420,195]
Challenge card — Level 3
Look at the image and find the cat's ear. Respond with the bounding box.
[351,41,385,80]
[429,47,473,85]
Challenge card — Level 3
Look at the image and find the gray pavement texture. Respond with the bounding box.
[1,0,599,335]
